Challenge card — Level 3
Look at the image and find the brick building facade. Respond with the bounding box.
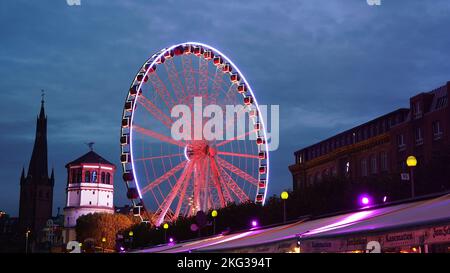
[289,82,450,191]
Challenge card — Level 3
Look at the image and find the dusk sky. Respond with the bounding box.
[1,0,450,216]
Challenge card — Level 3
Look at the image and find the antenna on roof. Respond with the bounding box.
[85,142,95,151]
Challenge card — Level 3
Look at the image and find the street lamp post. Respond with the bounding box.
[101,237,106,253]
[211,210,218,235]
[281,191,289,223]
[25,229,30,254]
[128,231,134,250]
[406,156,417,198]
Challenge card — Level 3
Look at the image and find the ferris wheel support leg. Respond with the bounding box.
[173,175,190,220]
[154,162,194,226]
[209,158,226,207]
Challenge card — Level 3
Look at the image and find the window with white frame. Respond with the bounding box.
[381,152,388,171]
[361,159,368,177]
[432,120,443,139]
[370,155,377,174]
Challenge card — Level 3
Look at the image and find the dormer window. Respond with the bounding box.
[415,127,423,145]
[413,101,422,119]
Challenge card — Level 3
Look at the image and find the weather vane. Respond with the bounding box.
[85,142,95,151]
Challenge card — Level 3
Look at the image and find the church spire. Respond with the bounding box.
[39,89,45,120]
[27,92,49,182]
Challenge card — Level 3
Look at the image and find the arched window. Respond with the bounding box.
[106,173,111,184]
[101,172,106,184]
[85,171,91,182]
[92,171,97,182]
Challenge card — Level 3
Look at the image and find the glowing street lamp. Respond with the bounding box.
[128,230,134,249]
[281,191,289,223]
[211,210,218,235]
[358,194,372,207]
[163,223,169,242]
[406,156,417,198]
[251,220,258,228]
[101,237,106,253]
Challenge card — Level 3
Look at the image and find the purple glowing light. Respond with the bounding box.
[251,220,258,227]
[383,196,387,202]
[120,246,125,251]
[358,194,372,207]
[169,237,174,243]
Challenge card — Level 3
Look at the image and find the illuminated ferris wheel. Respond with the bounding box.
[120,42,269,225]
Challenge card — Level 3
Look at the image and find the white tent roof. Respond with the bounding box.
[136,193,450,253]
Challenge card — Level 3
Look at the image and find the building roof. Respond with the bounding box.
[65,151,115,167]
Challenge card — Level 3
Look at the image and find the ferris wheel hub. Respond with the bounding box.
[184,141,216,161]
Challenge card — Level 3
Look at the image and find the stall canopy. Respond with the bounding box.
[135,193,450,253]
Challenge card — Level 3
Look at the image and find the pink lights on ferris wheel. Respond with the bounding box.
[120,42,270,224]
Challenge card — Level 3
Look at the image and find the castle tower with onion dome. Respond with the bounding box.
[62,144,116,244]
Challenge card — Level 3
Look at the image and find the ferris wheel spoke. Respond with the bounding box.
[182,55,197,98]
[209,158,226,207]
[154,161,194,225]
[141,160,187,194]
[198,57,208,96]
[219,166,249,203]
[217,151,259,159]
[208,69,224,105]
[164,59,186,103]
[135,153,184,162]
[216,129,257,148]
[216,157,258,186]
[150,189,162,208]
[133,125,186,147]
[137,95,173,129]
[148,73,176,110]
[173,175,190,220]
[224,83,238,104]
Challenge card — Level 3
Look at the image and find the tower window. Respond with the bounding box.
[77,169,82,183]
[92,171,97,182]
[101,172,106,183]
[71,169,77,183]
[106,173,111,184]
[85,171,91,182]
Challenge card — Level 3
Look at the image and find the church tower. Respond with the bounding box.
[19,94,55,234]
[62,146,115,244]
